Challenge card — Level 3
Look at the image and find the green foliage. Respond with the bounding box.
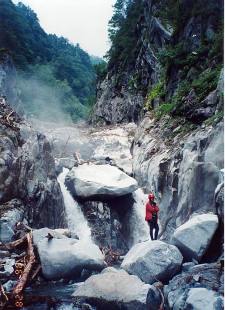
[144,83,164,110]
[107,0,144,69]
[155,103,175,119]
[0,0,96,121]
[94,61,107,81]
[17,64,89,122]
[204,111,224,126]
[192,66,222,101]
[147,83,164,101]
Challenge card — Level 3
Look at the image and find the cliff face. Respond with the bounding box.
[133,114,223,247]
[91,0,224,256]
[92,0,170,125]
[0,55,65,241]
[92,0,223,125]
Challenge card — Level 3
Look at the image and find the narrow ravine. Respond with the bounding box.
[57,167,92,243]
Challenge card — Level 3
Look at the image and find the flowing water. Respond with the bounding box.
[57,167,92,243]
[129,189,150,246]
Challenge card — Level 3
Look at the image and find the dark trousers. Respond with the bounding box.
[148,220,159,240]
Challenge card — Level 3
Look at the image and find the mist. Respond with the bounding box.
[16,66,90,125]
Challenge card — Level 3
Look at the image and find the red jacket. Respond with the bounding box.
[145,202,159,221]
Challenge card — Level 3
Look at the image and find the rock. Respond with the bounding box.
[164,263,224,309]
[80,198,132,253]
[121,240,183,284]
[215,183,224,223]
[32,228,68,246]
[55,157,77,175]
[3,280,17,293]
[133,117,223,242]
[183,288,224,310]
[171,213,219,261]
[0,97,66,229]
[66,163,138,200]
[36,237,105,280]
[0,258,15,278]
[182,262,196,272]
[0,199,24,243]
[73,267,161,310]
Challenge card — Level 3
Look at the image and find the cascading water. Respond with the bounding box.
[128,188,150,246]
[57,168,92,242]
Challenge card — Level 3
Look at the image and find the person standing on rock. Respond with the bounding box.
[145,193,159,240]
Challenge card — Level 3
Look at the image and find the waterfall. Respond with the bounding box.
[57,168,92,242]
[128,189,150,247]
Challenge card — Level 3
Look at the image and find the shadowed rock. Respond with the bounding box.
[171,213,219,262]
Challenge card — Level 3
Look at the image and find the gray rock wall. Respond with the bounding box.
[0,98,65,230]
[133,115,224,244]
[91,0,171,125]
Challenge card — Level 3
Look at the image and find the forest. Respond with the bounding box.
[0,0,99,121]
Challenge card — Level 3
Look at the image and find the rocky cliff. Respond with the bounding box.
[92,0,224,250]
[92,0,223,125]
[0,55,65,242]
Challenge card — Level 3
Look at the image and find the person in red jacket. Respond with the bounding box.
[145,193,159,240]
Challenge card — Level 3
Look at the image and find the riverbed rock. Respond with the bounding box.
[121,240,183,284]
[36,237,105,280]
[183,288,224,310]
[171,213,219,261]
[32,227,68,246]
[73,267,162,310]
[164,262,224,309]
[66,163,138,200]
[0,199,24,243]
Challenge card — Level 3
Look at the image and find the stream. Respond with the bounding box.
[57,168,92,243]
[24,121,149,309]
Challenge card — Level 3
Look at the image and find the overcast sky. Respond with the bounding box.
[13,0,115,57]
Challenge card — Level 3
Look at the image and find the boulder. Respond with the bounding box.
[65,164,138,200]
[73,267,162,310]
[32,228,68,246]
[171,213,219,261]
[215,183,224,223]
[0,199,24,243]
[121,240,183,284]
[36,237,105,280]
[183,288,223,310]
[164,263,224,309]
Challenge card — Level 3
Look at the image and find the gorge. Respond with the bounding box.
[0,0,224,309]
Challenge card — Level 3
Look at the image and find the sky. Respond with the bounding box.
[13,0,115,57]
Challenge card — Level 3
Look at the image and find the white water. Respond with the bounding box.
[128,189,150,247]
[57,168,92,242]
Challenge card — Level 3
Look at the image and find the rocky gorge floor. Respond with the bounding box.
[0,101,224,310]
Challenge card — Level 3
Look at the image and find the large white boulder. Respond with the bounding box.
[121,240,183,284]
[171,213,219,261]
[73,267,162,310]
[65,163,138,199]
[35,234,105,280]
